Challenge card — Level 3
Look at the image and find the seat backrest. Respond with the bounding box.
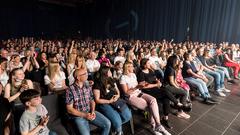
[42,94,59,123]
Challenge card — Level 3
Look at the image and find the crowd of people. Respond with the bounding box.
[1,37,240,135]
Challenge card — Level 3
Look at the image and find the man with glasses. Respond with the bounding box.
[65,69,111,135]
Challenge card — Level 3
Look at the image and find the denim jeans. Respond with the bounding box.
[216,66,231,79]
[205,70,224,91]
[98,104,132,133]
[49,131,57,135]
[72,111,111,135]
[184,77,211,99]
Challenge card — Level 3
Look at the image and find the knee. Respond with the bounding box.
[104,119,111,130]
[122,108,132,123]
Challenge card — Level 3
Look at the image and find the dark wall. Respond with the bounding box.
[1,0,240,43]
[0,1,83,39]
[82,0,240,43]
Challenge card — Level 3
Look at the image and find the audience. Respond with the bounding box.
[0,37,239,134]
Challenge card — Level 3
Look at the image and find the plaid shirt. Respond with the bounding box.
[65,83,94,113]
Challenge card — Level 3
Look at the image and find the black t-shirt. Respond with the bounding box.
[93,79,117,100]
[163,67,175,85]
[138,70,157,84]
[182,61,197,78]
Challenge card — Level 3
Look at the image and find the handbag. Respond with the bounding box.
[111,98,128,112]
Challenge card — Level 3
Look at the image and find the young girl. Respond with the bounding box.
[176,61,191,101]
[113,61,123,80]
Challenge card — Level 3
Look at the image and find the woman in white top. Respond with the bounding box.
[0,58,9,88]
[9,55,25,72]
[120,61,171,135]
[44,62,67,93]
[67,53,77,76]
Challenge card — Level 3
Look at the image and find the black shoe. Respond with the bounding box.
[227,79,236,84]
[182,103,192,112]
[208,98,219,104]
[161,119,173,129]
[203,98,216,105]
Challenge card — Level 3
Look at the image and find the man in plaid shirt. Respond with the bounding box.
[65,68,111,135]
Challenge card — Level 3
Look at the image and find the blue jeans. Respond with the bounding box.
[98,104,132,133]
[184,77,211,99]
[72,111,111,135]
[205,70,224,91]
[216,66,231,79]
[49,131,57,135]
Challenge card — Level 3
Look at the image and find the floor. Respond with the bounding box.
[121,82,240,135]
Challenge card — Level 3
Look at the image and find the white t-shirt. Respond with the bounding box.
[114,56,125,64]
[86,59,100,72]
[149,56,161,69]
[0,71,9,87]
[120,73,141,95]
[44,71,66,88]
[19,104,49,135]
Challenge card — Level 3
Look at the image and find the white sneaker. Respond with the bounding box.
[222,88,231,93]
[217,91,226,97]
[155,125,171,135]
[154,131,163,135]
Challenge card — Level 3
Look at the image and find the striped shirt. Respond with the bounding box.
[65,83,94,113]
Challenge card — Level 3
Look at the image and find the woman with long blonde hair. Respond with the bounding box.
[44,62,67,93]
[120,62,171,135]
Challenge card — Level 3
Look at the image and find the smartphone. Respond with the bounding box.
[137,93,143,98]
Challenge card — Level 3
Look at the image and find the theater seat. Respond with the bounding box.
[42,94,70,135]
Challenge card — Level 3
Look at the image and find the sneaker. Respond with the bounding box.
[177,112,190,119]
[203,98,217,105]
[155,125,171,135]
[153,130,163,135]
[222,88,231,93]
[208,98,220,104]
[182,103,192,112]
[227,79,235,84]
[217,91,226,97]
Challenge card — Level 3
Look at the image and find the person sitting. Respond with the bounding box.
[86,51,100,80]
[223,48,240,79]
[176,61,191,101]
[182,52,217,105]
[120,61,171,135]
[0,57,9,88]
[163,56,191,119]
[4,68,34,133]
[93,66,132,135]
[112,61,124,80]
[19,89,57,135]
[0,82,13,135]
[65,68,111,135]
[44,62,67,93]
[201,50,231,96]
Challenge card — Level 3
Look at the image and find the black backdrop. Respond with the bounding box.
[1,0,240,43]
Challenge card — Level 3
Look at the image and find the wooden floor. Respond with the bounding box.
[117,81,240,135]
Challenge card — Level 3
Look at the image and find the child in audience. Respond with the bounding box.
[19,89,57,135]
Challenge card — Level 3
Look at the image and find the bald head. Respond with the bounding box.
[73,68,88,82]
